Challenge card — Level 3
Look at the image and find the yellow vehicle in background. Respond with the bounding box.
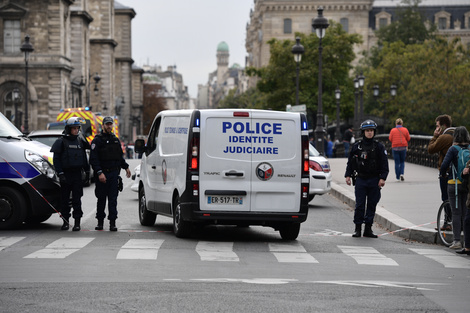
[56,107,102,143]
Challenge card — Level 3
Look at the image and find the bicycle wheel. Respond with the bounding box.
[437,200,453,247]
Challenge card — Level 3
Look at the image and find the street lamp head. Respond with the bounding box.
[13,88,19,100]
[312,6,329,39]
[373,84,379,97]
[358,73,365,88]
[354,76,359,89]
[335,86,341,100]
[93,73,101,84]
[20,35,34,63]
[291,37,305,63]
[390,84,397,97]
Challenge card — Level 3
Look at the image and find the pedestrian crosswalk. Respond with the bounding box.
[1,236,470,269]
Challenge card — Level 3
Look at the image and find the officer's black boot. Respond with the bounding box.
[72,218,81,231]
[95,219,104,231]
[110,220,117,232]
[363,224,378,238]
[352,224,362,237]
[61,218,69,231]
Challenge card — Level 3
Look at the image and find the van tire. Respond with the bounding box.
[279,223,300,240]
[0,187,27,230]
[173,197,191,238]
[139,188,156,226]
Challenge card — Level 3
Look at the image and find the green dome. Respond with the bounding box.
[217,41,229,52]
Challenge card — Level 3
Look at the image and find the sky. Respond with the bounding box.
[118,0,254,98]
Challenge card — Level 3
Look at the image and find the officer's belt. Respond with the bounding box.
[102,167,120,173]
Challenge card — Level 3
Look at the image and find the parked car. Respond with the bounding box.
[308,144,332,202]
[131,164,140,193]
[27,129,93,186]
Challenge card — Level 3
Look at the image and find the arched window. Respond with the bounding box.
[284,18,292,34]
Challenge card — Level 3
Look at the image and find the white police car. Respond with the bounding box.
[308,144,332,202]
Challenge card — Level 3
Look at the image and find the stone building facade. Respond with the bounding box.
[246,0,470,87]
[0,0,143,142]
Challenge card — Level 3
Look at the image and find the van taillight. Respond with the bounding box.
[191,140,199,170]
[193,183,199,196]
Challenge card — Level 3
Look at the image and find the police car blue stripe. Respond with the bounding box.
[0,162,39,179]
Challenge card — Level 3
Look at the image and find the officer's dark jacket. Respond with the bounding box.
[51,133,90,175]
[90,131,128,174]
[344,137,389,180]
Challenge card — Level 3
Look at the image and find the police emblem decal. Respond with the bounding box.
[256,162,274,181]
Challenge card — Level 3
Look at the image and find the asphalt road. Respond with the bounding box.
[0,159,469,312]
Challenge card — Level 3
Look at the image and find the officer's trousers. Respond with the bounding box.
[95,170,119,221]
[60,170,84,219]
[354,176,381,225]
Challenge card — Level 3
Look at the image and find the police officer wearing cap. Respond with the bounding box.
[90,116,131,231]
[345,120,389,238]
[51,117,91,231]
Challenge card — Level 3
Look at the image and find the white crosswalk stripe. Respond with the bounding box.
[24,237,95,259]
[0,237,25,252]
[116,239,164,260]
[196,241,239,261]
[269,242,318,263]
[338,245,399,266]
[409,248,470,269]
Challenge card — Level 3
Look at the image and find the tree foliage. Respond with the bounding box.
[226,21,361,128]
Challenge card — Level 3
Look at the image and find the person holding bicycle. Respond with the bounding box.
[440,126,470,250]
[428,114,455,231]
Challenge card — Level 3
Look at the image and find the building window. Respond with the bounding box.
[340,18,349,33]
[284,18,292,34]
[379,18,388,28]
[438,17,447,29]
[3,20,21,54]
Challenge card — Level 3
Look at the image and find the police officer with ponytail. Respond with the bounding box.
[345,120,389,238]
[51,117,90,231]
[90,117,131,231]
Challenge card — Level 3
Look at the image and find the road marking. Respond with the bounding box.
[269,242,318,263]
[116,239,164,260]
[24,237,94,259]
[196,241,239,261]
[193,278,297,285]
[338,245,399,266]
[0,237,25,252]
[310,280,445,291]
[410,248,470,269]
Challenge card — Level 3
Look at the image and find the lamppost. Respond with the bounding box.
[86,72,101,108]
[12,88,20,129]
[358,72,365,122]
[20,35,34,134]
[312,6,329,155]
[291,37,304,107]
[335,86,341,141]
[373,84,397,132]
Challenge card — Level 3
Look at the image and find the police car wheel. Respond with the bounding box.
[25,213,52,224]
[138,188,156,226]
[279,223,300,241]
[173,197,191,238]
[0,187,27,230]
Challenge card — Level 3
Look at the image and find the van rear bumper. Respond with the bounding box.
[179,202,308,226]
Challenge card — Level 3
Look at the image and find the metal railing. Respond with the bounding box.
[335,134,438,169]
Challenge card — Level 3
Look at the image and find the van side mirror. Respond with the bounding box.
[134,139,146,154]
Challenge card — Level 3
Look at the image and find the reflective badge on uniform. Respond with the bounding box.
[256,162,274,181]
[384,150,387,155]
[91,143,96,150]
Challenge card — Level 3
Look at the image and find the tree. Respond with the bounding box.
[245,21,361,129]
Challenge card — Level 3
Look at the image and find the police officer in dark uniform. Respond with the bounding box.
[90,116,131,231]
[345,120,389,238]
[51,117,90,231]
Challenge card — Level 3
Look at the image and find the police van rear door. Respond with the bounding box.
[199,110,301,213]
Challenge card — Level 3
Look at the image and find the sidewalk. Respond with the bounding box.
[328,158,442,244]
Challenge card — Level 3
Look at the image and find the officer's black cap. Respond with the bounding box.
[103,116,114,125]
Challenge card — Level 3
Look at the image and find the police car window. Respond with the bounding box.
[0,112,23,137]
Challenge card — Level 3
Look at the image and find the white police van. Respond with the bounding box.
[0,112,61,229]
[135,109,310,240]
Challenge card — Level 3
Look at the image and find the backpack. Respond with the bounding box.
[451,145,470,182]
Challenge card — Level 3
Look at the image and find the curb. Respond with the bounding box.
[330,182,438,244]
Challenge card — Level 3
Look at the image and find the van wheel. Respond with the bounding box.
[25,213,52,224]
[279,223,300,240]
[173,198,191,238]
[0,187,27,230]
[139,188,156,226]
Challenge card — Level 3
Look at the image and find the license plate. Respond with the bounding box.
[207,196,243,205]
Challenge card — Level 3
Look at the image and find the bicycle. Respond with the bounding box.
[436,200,453,247]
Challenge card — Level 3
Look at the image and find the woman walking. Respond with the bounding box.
[389,118,410,181]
